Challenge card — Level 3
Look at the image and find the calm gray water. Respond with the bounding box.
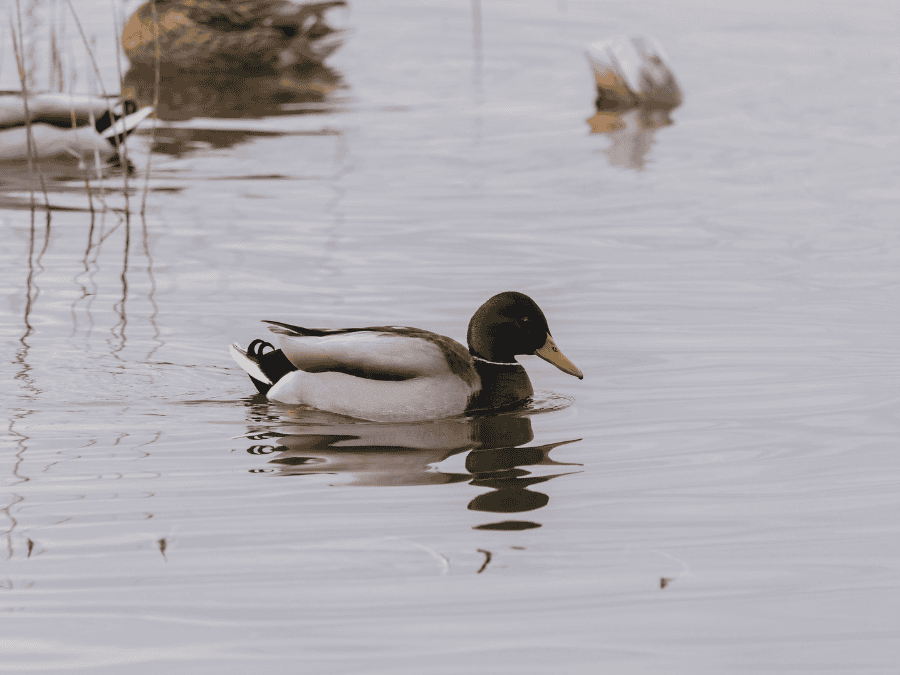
[2,0,899,672]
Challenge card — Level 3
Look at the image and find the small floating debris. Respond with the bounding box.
[476,548,492,574]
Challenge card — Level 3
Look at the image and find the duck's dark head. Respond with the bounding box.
[467,291,583,379]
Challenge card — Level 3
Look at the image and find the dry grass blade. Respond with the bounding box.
[110,0,130,214]
[64,0,110,100]
[11,1,51,216]
[140,0,161,216]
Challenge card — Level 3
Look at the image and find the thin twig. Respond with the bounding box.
[87,37,109,210]
[11,4,51,213]
[141,0,161,216]
[8,20,34,212]
[76,106,96,214]
[111,0,130,214]
[65,0,110,99]
[140,212,161,360]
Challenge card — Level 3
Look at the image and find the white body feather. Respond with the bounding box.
[276,331,457,377]
[264,330,477,422]
[267,370,475,422]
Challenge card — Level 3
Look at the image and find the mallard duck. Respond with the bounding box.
[122,0,347,72]
[0,92,154,161]
[586,36,682,112]
[230,292,583,422]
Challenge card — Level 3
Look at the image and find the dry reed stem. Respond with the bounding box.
[110,0,130,214]
[77,106,96,214]
[87,67,109,210]
[11,2,51,216]
[141,0,161,216]
[66,0,121,213]
[64,0,110,99]
[49,23,64,91]
[8,22,34,211]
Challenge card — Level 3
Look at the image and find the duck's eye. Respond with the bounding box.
[521,317,529,322]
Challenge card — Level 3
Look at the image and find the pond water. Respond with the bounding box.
[2,0,899,672]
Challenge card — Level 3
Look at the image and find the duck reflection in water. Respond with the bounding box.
[122,63,344,120]
[585,35,682,170]
[589,107,676,171]
[243,410,581,528]
[121,0,347,120]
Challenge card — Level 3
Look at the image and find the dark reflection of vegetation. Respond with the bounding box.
[242,409,581,527]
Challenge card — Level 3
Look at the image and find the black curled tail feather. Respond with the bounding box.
[245,339,298,395]
[93,100,137,136]
[96,103,154,147]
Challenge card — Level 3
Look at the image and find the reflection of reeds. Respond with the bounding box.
[60,206,162,362]
[69,210,95,337]
[78,212,101,345]
[3,5,162,562]
[18,211,38,375]
[140,213,162,360]
[6,207,41,561]
[111,213,130,355]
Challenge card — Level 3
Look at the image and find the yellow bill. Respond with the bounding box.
[533,333,583,380]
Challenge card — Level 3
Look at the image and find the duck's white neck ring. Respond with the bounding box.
[472,355,523,367]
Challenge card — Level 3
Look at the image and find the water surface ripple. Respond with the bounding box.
[1,0,899,673]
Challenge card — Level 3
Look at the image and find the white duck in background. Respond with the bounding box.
[0,92,154,162]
